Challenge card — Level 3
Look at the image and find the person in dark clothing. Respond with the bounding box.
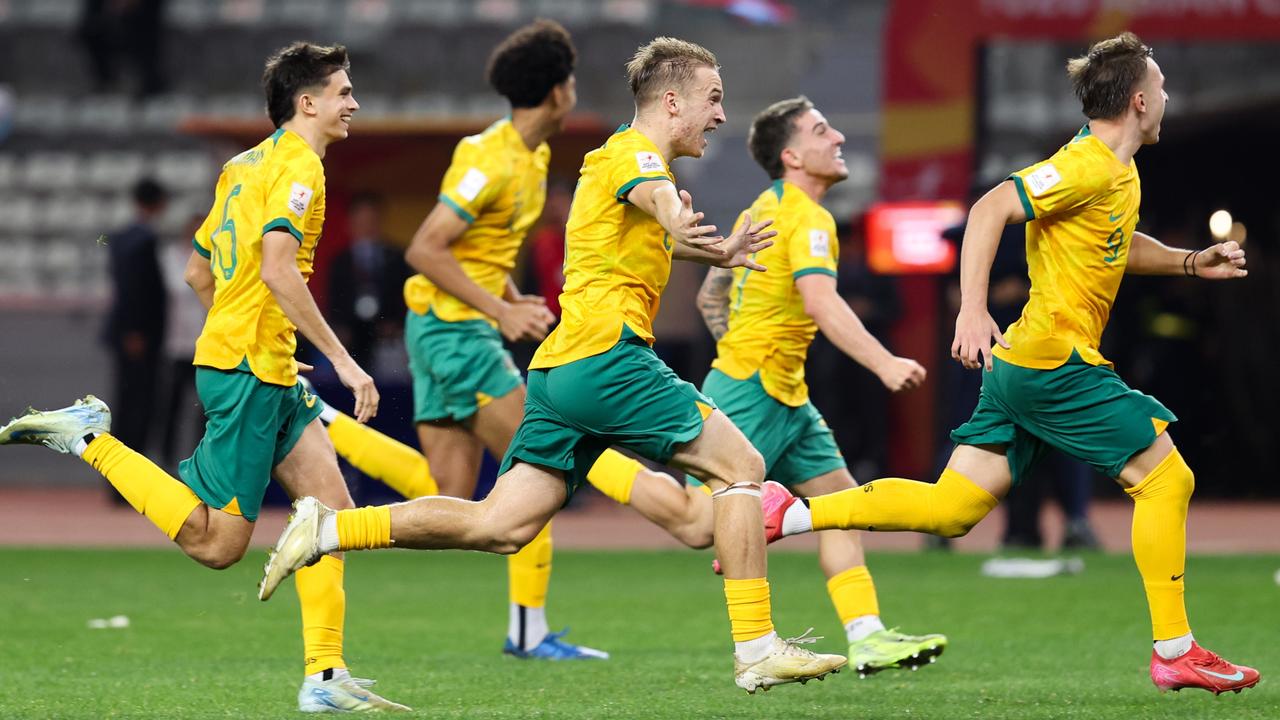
[103,178,168,467]
[326,193,410,371]
[931,212,1099,551]
[78,0,168,98]
[807,221,902,480]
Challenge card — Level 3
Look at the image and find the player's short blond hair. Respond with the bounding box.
[625,37,719,106]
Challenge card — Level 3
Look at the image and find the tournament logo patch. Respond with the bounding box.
[636,151,665,174]
[1025,163,1061,196]
[288,183,314,218]
[457,168,488,202]
[809,229,830,258]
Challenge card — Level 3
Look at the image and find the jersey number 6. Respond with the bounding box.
[211,184,243,280]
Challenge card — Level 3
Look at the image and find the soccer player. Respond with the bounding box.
[0,43,408,712]
[315,19,606,661]
[761,33,1260,694]
[584,96,947,677]
[261,37,847,694]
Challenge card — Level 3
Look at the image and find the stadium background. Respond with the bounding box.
[1,0,1278,537]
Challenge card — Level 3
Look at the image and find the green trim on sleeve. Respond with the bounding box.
[438,194,476,223]
[1009,175,1036,220]
[615,176,669,204]
[792,267,838,280]
[263,217,303,243]
[191,237,211,259]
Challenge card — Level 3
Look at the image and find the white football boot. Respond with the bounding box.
[734,630,847,694]
[259,496,331,601]
[298,674,411,713]
[0,395,111,453]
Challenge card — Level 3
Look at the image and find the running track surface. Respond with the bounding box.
[1,487,1277,553]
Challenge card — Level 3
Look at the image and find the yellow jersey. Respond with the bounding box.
[403,118,550,323]
[995,125,1140,370]
[529,124,675,369]
[712,180,839,406]
[192,128,325,386]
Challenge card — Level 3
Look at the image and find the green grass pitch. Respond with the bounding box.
[1,547,1275,719]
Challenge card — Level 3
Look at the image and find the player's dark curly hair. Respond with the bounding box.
[1066,32,1153,120]
[747,96,813,179]
[262,42,351,128]
[487,20,577,109]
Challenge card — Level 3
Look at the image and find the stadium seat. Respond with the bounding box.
[86,152,147,191]
[0,194,39,232]
[154,151,215,190]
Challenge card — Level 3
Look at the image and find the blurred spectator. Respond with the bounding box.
[1003,453,1101,550]
[102,178,168,465]
[931,205,1099,550]
[525,179,573,315]
[326,193,410,372]
[77,0,169,98]
[807,220,901,480]
[157,213,207,468]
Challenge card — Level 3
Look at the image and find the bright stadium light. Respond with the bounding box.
[1209,210,1232,240]
[1229,221,1247,245]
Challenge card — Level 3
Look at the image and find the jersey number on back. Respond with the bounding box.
[211,184,242,280]
[1103,227,1124,264]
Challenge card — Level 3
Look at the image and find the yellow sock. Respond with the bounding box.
[724,578,774,642]
[297,555,346,675]
[81,433,201,540]
[586,450,642,505]
[335,506,392,551]
[826,566,879,625]
[508,521,553,607]
[810,469,998,538]
[328,414,438,498]
[1125,448,1193,640]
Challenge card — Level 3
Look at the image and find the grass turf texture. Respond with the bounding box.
[1,548,1275,719]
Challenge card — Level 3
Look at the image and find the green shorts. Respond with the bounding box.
[405,309,523,423]
[950,351,1176,485]
[499,328,715,498]
[701,369,844,487]
[178,366,322,521]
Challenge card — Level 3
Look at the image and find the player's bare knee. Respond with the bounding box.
[676,526,714,549]
[191,542,245,570]
[738,446,766,484]
[494,523,541,555]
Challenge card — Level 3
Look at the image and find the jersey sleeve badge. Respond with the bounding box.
[288,182,314,218]
[1025,164,1062,196]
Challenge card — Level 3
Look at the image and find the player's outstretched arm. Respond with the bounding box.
[405,204,552,342]
[797,274,925,392]
[696,267,734,340]
[182,250,215,311]
[953,181,1026,371]
[260,230,379,422]
[627,181,720,248]
[1127,232,1247,279]
[673,212,775,269]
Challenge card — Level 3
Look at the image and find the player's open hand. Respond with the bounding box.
[952,305,1010,371]
[1193,241,1247,280]
[670,189,721,249]
[716,213,776,271]
[334,357,379,423]
[498,300,554,342]
[877,356,927,392]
